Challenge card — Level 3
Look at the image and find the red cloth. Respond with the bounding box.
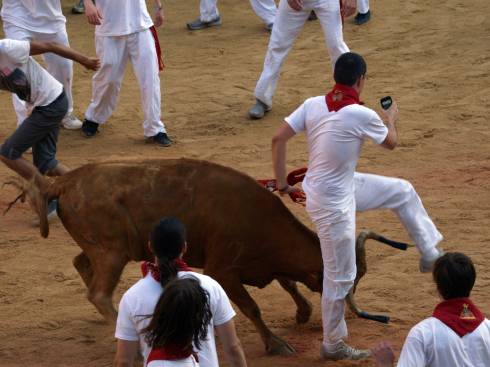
[147,344,197,364]
[433,298,485,337]
[326,83,361,112]
[149,26,165,71]
[141,259,191,282]
[256,167,308,205]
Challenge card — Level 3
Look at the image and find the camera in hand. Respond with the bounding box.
[380,96,393,110]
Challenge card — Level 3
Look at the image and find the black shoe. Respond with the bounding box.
[354,10,371,25]
[148,132,172,147]
[81,119,99,137]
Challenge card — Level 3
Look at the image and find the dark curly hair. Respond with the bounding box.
[144,276,213,351]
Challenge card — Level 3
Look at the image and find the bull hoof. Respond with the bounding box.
[266,335,296,356]
[295,299,313,324]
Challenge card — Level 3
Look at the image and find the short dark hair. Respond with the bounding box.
[334,52,367,86]
[433,252,476,300]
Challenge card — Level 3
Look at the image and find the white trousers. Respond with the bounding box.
[2,22,74,125]
[254,0,349,107]
[85,29,166,137]
[199,0,277,25]
[306,172,443,349]
[357,0,369,14]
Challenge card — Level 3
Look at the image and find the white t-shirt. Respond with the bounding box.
[286,96,388,217]
[0,39,63,107]
[94,0,154,37]
[1,0,66,34]
[397,317,490,367]
[115,271,236,367]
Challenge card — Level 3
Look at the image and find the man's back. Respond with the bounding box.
[397,317,490,367]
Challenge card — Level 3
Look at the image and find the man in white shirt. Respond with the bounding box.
[82,0,172,146]
[1,0,84,130]
[271,52,444,360]
[373,252,490,367]
[248,0,356,119]
[0,39,99,183]
[187,0,278,31]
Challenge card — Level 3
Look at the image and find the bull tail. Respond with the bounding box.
[4,175,54,238]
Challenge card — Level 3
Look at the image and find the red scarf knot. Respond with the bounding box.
[149,26,165,71]
[326,83,362,112]
[433,298,485,337]
[141,259,191,282]
[147,344,199,364]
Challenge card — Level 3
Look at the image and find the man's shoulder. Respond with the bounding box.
[178,271,221,291]
[122,274,161,299]
[340,103,376,117]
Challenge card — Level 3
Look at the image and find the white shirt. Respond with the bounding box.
[1,0,66,34]
[115,271,236,367]
[0,39,63,107]
[398,317,490,367]
[94,0,154,37]
[286,96,388,217]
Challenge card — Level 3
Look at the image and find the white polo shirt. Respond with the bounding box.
[94,0,154,37]
[0,39,62,107]
[1,0,66,34]
[285,96,388,217]
[397,317,490,367]
[115,271,236,367]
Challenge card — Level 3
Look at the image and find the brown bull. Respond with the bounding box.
[13,158,403,355]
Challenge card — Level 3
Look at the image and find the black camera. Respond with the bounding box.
[380,96,393,110]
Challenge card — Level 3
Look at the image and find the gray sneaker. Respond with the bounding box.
[419,248,444,273]
[187,16,222,30]
[320,341,371,361]
[249,99,270,119]
[71,1,85,14]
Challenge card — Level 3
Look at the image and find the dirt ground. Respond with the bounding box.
[1,0,489,366]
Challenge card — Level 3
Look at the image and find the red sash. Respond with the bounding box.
[325,83,361,112]
[149,26,165,71]
[147,344,198,364]
[141,259,191,282]
[433,298,485,337]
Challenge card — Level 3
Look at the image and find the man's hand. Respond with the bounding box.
[154,8,164,27]
[381,100,399,124]
[287,0,303,11]
[341,0,357,18]
[84,0,103,25]
[372,341,395,367]
[82,57,101,71]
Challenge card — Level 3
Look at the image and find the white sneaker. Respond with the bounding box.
[419,248,444,273]
[320,341,371,361]
[62,115,83,130]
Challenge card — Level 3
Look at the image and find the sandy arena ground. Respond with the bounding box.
[1,1,489,366]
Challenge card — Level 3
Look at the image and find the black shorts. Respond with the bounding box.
[0,91,68,174]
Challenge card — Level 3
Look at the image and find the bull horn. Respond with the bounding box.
[345,230,411,324]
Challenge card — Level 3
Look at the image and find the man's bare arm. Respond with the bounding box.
[29,41,100,71]
[113,339,139,367]
[215,320,247,367]
[380,101,399,150]
[272,122,297,191]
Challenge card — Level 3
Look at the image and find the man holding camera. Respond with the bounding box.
[272,52,444,360]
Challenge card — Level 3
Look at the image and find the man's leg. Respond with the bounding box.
[249,0,278,27]
[84,35,129,137]
[37,28,81,129]
[128,30,168,143]
[314,0,350,70]
[357,0,369,14]
[2,22,33,126]
[354,172,443,268]
[250,0,310,117]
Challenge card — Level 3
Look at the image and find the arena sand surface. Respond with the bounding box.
[1,0,490,366]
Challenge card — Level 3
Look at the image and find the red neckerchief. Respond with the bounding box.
[141,259,191,282]
[325,83,362,112]
[433,298,485,337]
[147,344,199,363]
[149,26,165,71]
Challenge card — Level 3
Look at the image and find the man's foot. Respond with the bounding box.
[62,115,83,130]
[71,3,85,14]
[248,99,270,119]
[354,10,371,25]
[147,132,172,147]
[187,16,222,30]
[266,23,273,32]
[320,341,371,361]
[420,248,444,273]
[81,119,99,138]
[308,11,317,21]
[47,199,58,221]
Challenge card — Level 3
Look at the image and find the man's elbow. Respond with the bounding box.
[224,339,244,357]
